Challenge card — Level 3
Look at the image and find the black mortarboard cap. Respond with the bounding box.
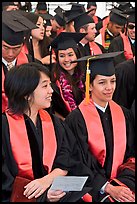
[2,10,37,45]
[39,13,53,26]
[122,7,135,23]
[50,32,87,50]
[54,6,65,27]
[36,2,47,11]
[25,12,39,24]
[110,8,127,26]
[71,51,123,103]
[68,3,86,13]
[74,11,94,31]
[87,2,97,8]
[64,3,85,24]
[64,9,84,24]
[72,51,123,76]
[117,2,133,11]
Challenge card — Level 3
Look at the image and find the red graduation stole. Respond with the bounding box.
[5,109,57,179]
[89,41,103,55]
[79,99,126,178]
[120,32,134,60]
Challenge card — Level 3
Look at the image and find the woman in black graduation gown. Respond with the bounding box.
[65,52,135,202]
[2,62,91,202]
[50,32,87,120]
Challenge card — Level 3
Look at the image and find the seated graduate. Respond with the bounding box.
[50,32,87,120]
[65,52,135,202]
[2,10,40,113]
[2,62,92,202]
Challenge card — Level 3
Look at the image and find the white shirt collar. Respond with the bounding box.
[106,28,114,37]
[2,58,16,67]
[129,37,135,44]
[94,102,108,113]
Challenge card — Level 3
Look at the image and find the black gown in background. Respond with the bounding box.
[112,59,135,109]
[108,35,135,66]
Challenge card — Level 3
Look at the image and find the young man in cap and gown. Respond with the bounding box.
[65,52,135,202]
[2,10,40,113]
[108,7,135,66]
[95,8,127,52]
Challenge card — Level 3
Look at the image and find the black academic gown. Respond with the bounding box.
[51,76,85,118]
[108,35,135,66]
[78,41,106,57]
[2,112,92,202]
[112,59,135,109]
[65,104,135,202]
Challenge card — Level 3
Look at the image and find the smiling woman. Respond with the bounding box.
[49,32,87,119]
[2,62,73,202]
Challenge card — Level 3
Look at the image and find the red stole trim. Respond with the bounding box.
[2,68,8,113]
[93,16,98,24]
[99,26,106,47]
[56,80,71,112]
[2,53,28,113]
[16,51,29,65]
[89,41,102,55]
[82,193,92,202]
[6,109,57,179]
[79,99,126,178]
[120,32,133,60]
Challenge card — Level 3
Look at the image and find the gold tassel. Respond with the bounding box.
[85,58,91,104]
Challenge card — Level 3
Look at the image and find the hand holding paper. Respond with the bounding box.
[50,176,88,192]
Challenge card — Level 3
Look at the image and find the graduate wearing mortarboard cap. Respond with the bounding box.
[73,11,106,57]
[2,10,38,113]
[86,2,102,25]
[48,32,87,119]
[108,7,135,66]
[65,51,135,202]
[95,8,127,51]
[50,6,66,39]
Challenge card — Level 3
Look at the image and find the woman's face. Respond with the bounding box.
[31,16,45,41]
[90,74,116,107]
[29,72,53,111]
[58,48,78,75]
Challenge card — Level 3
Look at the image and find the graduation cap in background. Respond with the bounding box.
[2,10,37,46]
[116,2,133,12]
[109,8,127,26]
[36,2,47,11]
[54,6,65,27]
[73,10,95,31]
[87,2,97,8]
[39,13,53,26]
[64,3,85,24]
[25,12,39,24]
[68,3,86,13]
[50,32,87,50]
[122,7,135,23]
[71,51,123,103]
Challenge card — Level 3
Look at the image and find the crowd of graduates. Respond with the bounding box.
[2,2,135,202]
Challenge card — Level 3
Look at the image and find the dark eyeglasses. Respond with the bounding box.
[128,24,135,29]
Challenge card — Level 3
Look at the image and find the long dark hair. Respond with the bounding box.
[24,31,52,58]
[4,62,50,115]
[51,46,85,100]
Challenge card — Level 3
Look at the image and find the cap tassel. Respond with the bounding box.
[85,58,91,104]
